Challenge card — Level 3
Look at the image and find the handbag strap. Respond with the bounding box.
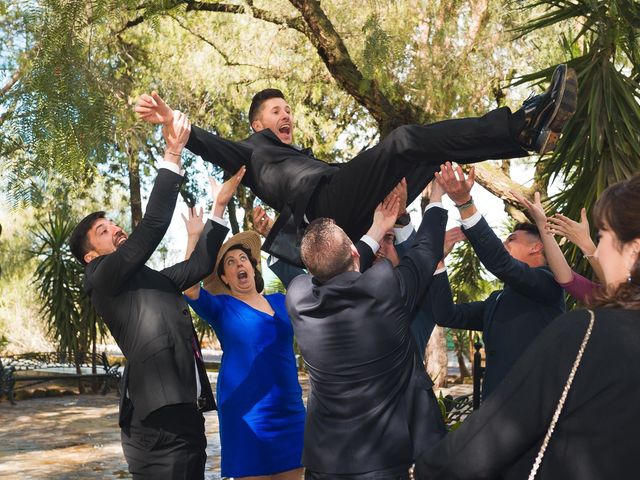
[528,309,595,480]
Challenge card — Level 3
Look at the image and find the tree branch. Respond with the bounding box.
[288,0,416,135]
[0,68,22,98]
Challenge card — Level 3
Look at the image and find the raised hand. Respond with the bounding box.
[367,192,400,243]
[181,206,205,239]
[428,176,446,204]
[546,208,595,255]
[511,190,547,227]
[135,91,174,125]
[435,162,475,205]
[211,166,246,218]
[392,178,408,215]
[252,205,274,237]
[163,110,191,158]
[443,226,466,257]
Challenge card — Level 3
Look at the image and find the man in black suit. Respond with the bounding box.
[429,162,565,400]
[284,182,449,479]
[69,113,245,479]
[136,65,577,266]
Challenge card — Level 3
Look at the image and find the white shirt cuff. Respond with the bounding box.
[210,216,228,226]
[159,160,184,176]
[434,267,447,276]
[461,210,483,229]
[360,234,380,254]
[425,202,444,212]
[394,222,414,244]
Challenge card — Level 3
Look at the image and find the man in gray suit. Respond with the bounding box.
[285,182,449,479]
[69,113,245,479]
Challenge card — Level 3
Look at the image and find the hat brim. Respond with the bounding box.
[201,231,263,295]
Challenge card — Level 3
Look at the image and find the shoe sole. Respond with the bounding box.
[537,66,578,154]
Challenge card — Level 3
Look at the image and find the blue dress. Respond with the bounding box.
[186,291,305,477]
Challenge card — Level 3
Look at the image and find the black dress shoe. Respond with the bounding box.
[517,64,578,154]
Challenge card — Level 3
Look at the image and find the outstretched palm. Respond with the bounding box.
[135,91,174,125]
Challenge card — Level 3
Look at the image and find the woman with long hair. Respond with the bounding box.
[416,174,640,479]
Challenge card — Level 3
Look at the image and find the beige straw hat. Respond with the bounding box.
[201,231,263,295]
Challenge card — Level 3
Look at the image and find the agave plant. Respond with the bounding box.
[30,208,107,382]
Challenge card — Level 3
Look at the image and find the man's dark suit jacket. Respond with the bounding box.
[285,206,448,475]
[429,216,565,399]
[186,126,336,266]
[416,309,640,479]
[84,169,229,426]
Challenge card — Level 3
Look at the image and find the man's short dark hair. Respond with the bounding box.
[69,211,106,265]
[300,218,353,283]
[513,222,541,240]
[248,88,285,124]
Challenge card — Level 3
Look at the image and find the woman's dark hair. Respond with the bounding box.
[589,174,640,310]
[217,244,264,293]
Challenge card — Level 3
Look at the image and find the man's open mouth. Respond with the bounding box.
[114,234,127,247]
[279,124,291,135]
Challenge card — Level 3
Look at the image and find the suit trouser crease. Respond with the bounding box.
[310,107,525,240]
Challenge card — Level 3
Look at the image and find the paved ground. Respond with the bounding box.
[0,393,222,479]
[0,380,471,479]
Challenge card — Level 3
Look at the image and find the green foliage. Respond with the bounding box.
[30,208,106,355]
[513,0,640,285]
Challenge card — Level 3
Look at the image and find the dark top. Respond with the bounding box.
[285,206,448,474]
[84,169,229,424]
[416,308,640,479]
[430,216,565,398]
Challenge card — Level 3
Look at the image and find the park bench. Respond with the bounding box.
[0,351,121,405]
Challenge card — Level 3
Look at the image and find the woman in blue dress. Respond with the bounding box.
[183,225,305,480]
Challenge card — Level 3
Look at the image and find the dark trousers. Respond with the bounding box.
[121,403,207,480]
[309,107,525,240]
[305,465,411,480]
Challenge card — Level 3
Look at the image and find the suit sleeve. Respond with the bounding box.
[186,125,255,185]
[160,220,229,291]
[87,169,182,295]
[464,217,561,303]
[356,240,375,273]
[415,311,591,479]
[428,272,485,331]
[394,206,447,313]
[394,227,416,257]
[269,257,306,290]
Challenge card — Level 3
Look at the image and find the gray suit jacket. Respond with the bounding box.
[84,169,229,426]
[286,206,448,474]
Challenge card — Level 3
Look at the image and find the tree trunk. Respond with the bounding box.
[127,144,143,228]
[425,326,448,388]
[456,350,471,380]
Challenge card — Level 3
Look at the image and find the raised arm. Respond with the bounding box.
[88,112,191,294]
[511,190,573,284]
[136,92,253,185]
[169,167,246,296]
[436,163,561,303]
[547,209,604,281]
[394,179,447,313]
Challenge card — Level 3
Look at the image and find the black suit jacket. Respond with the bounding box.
[186,126,338,266]
[416,308,640,479]
[429,216,565,399]
[285,206,448,474]
[84,169,229,426]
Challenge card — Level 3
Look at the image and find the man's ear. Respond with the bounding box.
[531,241,544,255]
[350,244,360,259]
[251,119,263,133]
[84,251,97,264]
